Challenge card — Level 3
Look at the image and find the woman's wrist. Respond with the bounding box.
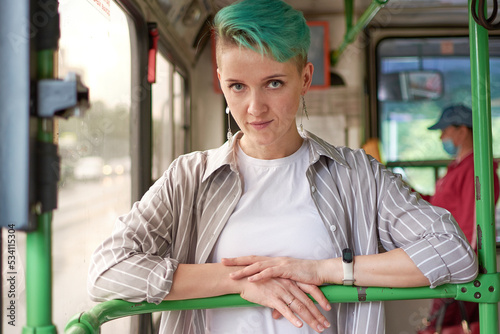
[319,258,343,285]
[217,264,246,294]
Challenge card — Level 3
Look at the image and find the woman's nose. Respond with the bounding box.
[247,91,266,116]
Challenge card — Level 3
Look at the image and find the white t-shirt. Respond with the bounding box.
[206,140,336,334]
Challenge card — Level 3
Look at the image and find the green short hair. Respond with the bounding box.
[213,0,310,69]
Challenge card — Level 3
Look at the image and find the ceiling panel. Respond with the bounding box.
[211,0,470,15]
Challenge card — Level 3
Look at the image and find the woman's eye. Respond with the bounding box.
[230,83,244,91]
[268,80,282,89]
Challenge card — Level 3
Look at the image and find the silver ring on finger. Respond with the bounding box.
[286,298,295,307]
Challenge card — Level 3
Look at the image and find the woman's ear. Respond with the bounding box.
[217,68,225,94]
[301,62,314,95]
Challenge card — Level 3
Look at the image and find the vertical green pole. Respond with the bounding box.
[22,50,57,334]
[468,1,498,333]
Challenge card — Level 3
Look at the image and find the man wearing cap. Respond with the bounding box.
[419,104,499,333]
[423,104,499,247]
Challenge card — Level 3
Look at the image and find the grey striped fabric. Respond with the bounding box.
[88,131,477,334]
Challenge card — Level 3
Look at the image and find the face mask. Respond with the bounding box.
[442,139,458,156]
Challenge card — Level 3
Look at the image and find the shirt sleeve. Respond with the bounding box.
[87,166,179,305]
[375,165,478,288]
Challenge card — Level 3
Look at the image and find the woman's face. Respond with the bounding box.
[217,44,313,159]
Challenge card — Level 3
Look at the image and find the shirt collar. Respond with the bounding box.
[202,131,242,182]
[301,130,350,168]
[202,130,350,182]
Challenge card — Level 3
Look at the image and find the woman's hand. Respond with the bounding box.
[224,250,430,289]
[237,276,331,333]
[223,256,334,285]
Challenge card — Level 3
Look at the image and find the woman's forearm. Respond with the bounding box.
[164,263,242,300]
[321,248,430,287]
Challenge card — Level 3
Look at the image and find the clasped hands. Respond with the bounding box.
[222,256,335,333]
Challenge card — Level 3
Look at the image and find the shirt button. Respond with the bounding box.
[311,186,316,193]
[330,225,337,232]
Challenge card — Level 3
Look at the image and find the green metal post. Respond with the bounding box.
[331,0,389,65]
[345,0,353,32]
[468,1,499,333]
[23,50,57,334]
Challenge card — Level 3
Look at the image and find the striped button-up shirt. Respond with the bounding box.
[88,131,478,334]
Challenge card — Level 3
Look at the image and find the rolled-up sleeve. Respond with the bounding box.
[377,170,478,288]
[88,168,179,304]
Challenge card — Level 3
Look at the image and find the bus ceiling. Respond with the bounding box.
[149,0,475,68]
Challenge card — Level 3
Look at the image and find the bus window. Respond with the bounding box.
[53,1,132,332]
[377,36,500,237]
[152,56,190,180]
[173,72,189,158]
[152,54,173,180]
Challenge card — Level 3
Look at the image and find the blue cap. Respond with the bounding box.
[428,104,473,130]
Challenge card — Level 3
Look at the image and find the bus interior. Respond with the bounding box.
[1,0,500,333]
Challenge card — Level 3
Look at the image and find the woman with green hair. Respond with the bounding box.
[88,1,477,333]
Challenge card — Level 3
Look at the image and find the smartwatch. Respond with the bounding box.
[342,248,354,286]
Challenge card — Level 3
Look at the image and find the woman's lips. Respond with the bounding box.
[249,120,273,130]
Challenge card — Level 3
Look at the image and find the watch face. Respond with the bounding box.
[342,248,353,263]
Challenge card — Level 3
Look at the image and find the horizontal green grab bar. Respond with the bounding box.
[386,158,500,169]
[386,160,452,168]
[64,274,499,334]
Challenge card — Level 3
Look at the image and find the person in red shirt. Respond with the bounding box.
[422,104,500,248]
[419,104,500,333]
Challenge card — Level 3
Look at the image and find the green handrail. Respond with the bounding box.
[468,0,499,332]
[331,0,389,65]
[65,274,500,334]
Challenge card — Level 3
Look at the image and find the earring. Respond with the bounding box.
[299,96,309,134]
[226,106,233,143]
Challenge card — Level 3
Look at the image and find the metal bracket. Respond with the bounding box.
[456,273,500,303]
[35,72,89,118]
[30,72,89,216]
